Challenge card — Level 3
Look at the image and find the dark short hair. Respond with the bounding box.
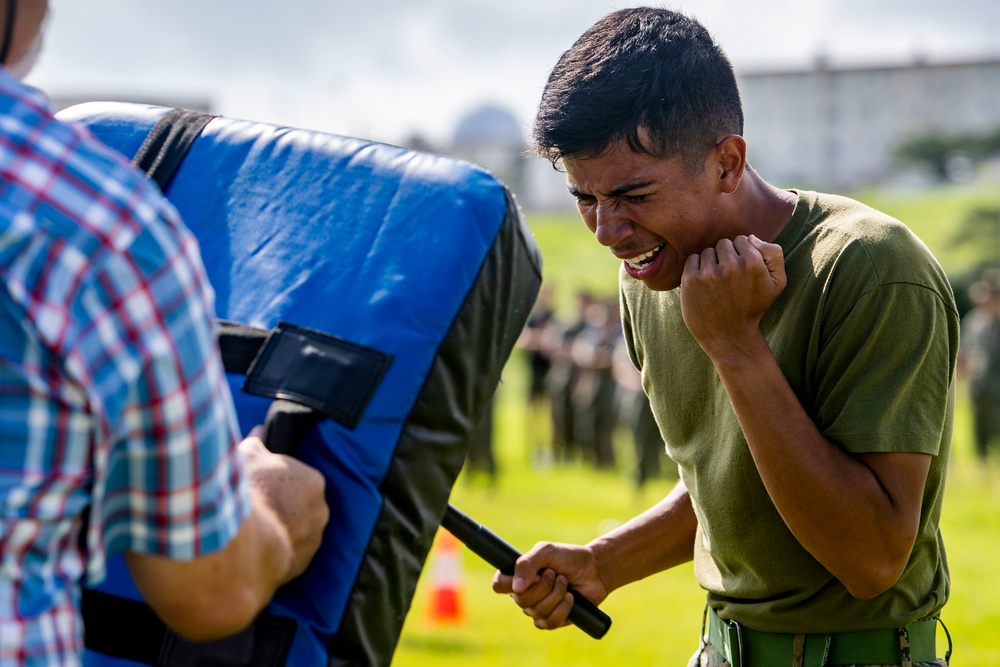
[533,7,743,170]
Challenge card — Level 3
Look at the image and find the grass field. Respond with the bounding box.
[392,184,1000,666]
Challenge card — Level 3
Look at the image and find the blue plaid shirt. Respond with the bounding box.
[0,72,252,665]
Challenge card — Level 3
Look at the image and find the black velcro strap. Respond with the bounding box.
[219,320,393,431]
[82,589,296,667]
[131,108,216,192]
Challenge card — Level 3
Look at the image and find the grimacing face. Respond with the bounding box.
[563,143,730,292]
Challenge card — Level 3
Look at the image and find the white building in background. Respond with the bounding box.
[451,55,1000,210]
[739,55,1000,189]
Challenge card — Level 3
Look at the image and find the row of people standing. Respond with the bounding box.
[519,284,669,488]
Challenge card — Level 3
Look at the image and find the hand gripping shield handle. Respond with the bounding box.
[441,505,612,639]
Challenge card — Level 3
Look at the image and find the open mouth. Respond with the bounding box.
[624,244,664,271]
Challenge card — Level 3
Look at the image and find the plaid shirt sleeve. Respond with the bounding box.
[65,133,253,568]
[83,202,253,563]
[1,73,252,665]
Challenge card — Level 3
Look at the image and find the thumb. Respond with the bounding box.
[748,235,787,289]
[512,544,553,592]
[238,427,269,459]
[512,556,540,593]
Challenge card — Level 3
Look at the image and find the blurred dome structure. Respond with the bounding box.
[452,104,525,150]
[449,103,527,200]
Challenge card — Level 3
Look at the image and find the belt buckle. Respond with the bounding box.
[726,618,745,667]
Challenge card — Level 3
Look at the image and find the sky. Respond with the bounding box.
[27,0,1000,149]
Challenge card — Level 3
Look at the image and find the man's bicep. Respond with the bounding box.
[855,450,931,539]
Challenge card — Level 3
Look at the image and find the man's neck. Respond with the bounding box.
[728,166,797,243]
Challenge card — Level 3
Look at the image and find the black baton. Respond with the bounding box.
[441,504,612,639]
[256,399,612,639]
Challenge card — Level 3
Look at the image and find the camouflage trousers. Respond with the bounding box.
[687,642,949,667]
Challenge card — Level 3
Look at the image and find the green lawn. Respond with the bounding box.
[393,184,1000,666]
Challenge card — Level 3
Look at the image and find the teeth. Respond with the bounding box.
[625,244,664,270]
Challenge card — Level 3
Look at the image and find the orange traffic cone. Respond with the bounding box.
[427,528,464,624]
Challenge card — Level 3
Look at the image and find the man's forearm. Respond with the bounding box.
[710,337,928,598]
[588,479,697,594]
[126,492,295,642]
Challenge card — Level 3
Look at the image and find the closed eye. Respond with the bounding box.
[624,194,647,204]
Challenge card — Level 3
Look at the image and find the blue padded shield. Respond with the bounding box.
[57,102,542,667]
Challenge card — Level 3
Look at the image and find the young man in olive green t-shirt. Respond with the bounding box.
[492,8,955,667]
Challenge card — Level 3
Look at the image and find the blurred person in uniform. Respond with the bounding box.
[0,2,329,664]
[517,282,557,466]
[544,289,593,463]
[493,8,956,667]
[957,268,1000,464]
[570,297,622,469]
[612,338,667,490]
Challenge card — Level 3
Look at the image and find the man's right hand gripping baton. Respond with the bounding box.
[441,504,612,639]
[258,398,612,639]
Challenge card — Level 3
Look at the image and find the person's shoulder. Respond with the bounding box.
[5,100,181,257]
[801,190,936,264]
[47,115,160,221]
[804,191,905,237]
[2,81,197,293]
[800,191,955,311]
[5,80,164,213]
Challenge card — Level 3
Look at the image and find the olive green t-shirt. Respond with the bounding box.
[620,190,958,633]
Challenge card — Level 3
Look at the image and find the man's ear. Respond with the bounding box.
[715,135,746,194]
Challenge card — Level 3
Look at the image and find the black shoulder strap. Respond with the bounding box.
[131,108,216,192]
